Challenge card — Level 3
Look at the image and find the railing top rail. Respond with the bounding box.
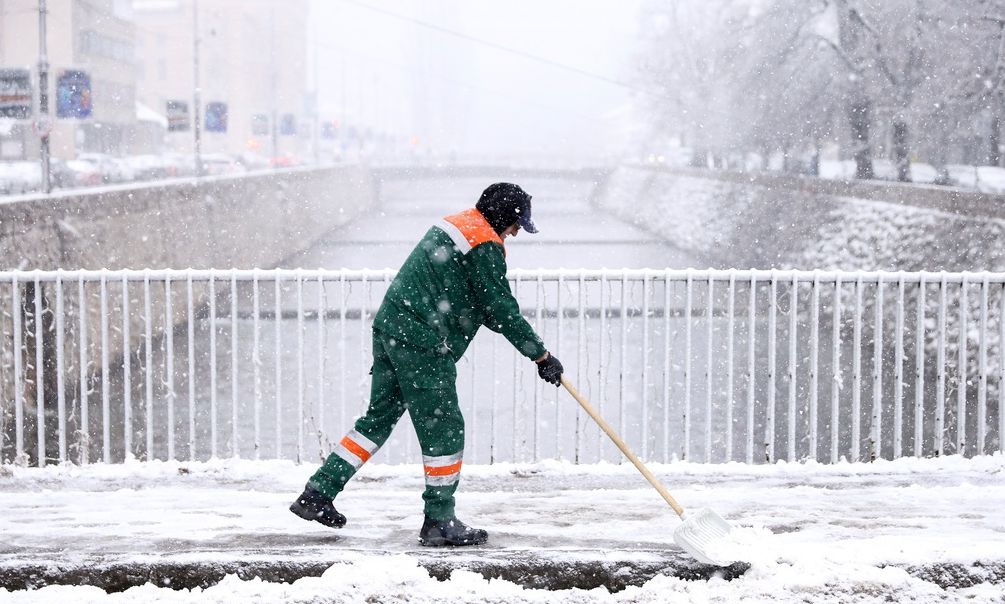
[1,267,1004,283]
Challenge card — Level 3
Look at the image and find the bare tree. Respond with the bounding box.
[634,0,996,178]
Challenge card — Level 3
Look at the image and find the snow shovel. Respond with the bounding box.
[560,376,736,566]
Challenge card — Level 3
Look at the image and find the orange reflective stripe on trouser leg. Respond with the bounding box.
[333,429,380,470]
[341,437,372,463]
[423,452,463,487]
[424,460,462,477]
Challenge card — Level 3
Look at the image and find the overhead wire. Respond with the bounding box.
[332,0,654,98]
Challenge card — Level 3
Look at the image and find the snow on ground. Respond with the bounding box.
[1,455,1004,602]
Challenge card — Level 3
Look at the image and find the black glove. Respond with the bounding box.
[536,353,563,386]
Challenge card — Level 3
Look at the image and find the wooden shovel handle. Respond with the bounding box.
[561,376,686,519]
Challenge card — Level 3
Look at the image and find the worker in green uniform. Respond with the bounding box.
[290,182,564,546]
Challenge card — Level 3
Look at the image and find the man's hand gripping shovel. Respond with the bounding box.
[560,376,737,565]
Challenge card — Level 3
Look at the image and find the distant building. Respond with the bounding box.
[132,0,310,161]
[0,0,139,160]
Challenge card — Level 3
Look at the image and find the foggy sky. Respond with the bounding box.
[309,0,640,161]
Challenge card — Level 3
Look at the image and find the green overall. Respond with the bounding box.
[309,208,547,520]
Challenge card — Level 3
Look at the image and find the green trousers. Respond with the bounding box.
[309,330,465,520]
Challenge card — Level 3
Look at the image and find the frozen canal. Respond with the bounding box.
[290,175,696,270]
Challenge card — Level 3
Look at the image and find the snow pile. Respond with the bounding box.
[3,550,1002,603]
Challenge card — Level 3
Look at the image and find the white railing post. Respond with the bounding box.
[99,272,110,464]
[872,275,884,461]
[705,275,714,462]
[535,274,543,462]
[297,272,305,463]
[122,274,132,461]
[683,270,693,461]
[144,273,153,461]
[316,273,326,458]
[725,271,735,462]
[936,273,947,457]
[165,275,175,461]
[852,275,863,462]
[642,274,650,460]
[186,273,195,460]
[231,273,239,458]
[556,274,564,459]
[787,274,798,461]
[1000,282,1005,455]
[253,272,262,460]
[78,275,88,464]
[978,276,989,455]
[33,274,46,467]
[766,273,777,463]
[208,273,217,459]
[13,275,23,464]
[914,275,926,457]
[746,273,757,465]
[894,274,905,459]
[513,274,522,463]
[337,274,345,441]
[275,275,284,457]
[56,274,66,463]
[663,269,672,463]
[809,272,820,461]
[830,275,841,463]
[958,275,968,455]
[576,271,586,464]
[619,273,628,457]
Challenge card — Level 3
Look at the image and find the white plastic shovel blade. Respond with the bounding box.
[672,507,736,566]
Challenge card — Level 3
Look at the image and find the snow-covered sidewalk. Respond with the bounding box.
[1,455,1003,602]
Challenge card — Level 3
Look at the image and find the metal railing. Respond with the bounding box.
[1,268,1003,467]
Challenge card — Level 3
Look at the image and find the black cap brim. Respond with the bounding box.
[518,214,538,234]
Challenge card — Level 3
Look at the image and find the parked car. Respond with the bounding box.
[269,154,301,168]
[48,158,80,189]
[0,161,41,195]
[909,162,940,184]
[62,159,103,187]
[122,155,167,181]
[110,157,137,182]
[236,152,269,172]
[77,152,131,184]
[162,153,195,178]
[946,164,1005,194]
[200,153,246,176]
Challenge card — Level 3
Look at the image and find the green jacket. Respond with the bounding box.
[373,207,547,364]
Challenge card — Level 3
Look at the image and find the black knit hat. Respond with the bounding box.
[475,182,538,235]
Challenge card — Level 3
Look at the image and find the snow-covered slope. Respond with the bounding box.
[596,166,1005,271]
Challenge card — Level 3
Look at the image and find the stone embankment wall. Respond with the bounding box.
[0,166,376,270]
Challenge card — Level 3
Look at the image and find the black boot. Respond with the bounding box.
[418,516,488,546]
[289,485,346,529]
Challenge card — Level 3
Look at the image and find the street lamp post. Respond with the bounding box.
[38,0,51,194]
[192,0,203,176]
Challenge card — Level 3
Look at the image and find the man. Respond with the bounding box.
[290,182,563,546]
